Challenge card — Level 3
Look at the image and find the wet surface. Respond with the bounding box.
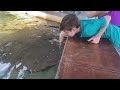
[0,11,63,79]
[56,37,120,79]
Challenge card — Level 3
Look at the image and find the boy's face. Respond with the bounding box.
[64,27,80,37]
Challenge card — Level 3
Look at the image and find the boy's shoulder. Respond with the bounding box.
[80,19,97,24]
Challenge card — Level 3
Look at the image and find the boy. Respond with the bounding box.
[59,14,120,56]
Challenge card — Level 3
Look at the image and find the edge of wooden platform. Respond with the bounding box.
[55,38,68,79]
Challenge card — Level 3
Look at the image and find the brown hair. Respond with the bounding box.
[60,14,80,31]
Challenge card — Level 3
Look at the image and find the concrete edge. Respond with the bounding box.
[34,11,67,23]
[7,11,67,23]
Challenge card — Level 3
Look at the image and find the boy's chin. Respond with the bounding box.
[69,34,75,37]
[71,35,75,37]
[69,36,73,37]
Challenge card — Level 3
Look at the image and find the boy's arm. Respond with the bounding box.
[88,15,111,44]
[86,11,109,18]
[59,31,66,43]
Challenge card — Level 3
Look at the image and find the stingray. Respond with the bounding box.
[0,25,62,78]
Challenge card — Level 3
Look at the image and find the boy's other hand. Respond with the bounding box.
[87,36,100,44]
[59,40,66,46]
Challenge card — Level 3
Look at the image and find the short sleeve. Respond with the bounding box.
[80,16,107,37]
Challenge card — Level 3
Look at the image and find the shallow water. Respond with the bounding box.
[0,11,63,79]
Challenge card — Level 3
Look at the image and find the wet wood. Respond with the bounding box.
[55,37,120,79]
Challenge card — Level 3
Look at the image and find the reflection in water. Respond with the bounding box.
[0,61,11,77]
[17,66,27,79]
[0,59,61,79]
[0,61,27,79]
[16,62,22,68]
[3,65,15,79]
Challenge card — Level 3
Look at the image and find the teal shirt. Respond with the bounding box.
[79,17,120,54]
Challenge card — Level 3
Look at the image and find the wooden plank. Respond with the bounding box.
[55,37,120,79]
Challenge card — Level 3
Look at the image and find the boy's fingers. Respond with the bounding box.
[90,41,98,44]
[87,37,93,42]
[90,41,95,43]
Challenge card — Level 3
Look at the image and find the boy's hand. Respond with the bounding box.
[59,40,66,46]
[87,36,101,44]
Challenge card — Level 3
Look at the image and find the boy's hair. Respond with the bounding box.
[60,14,80,31]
